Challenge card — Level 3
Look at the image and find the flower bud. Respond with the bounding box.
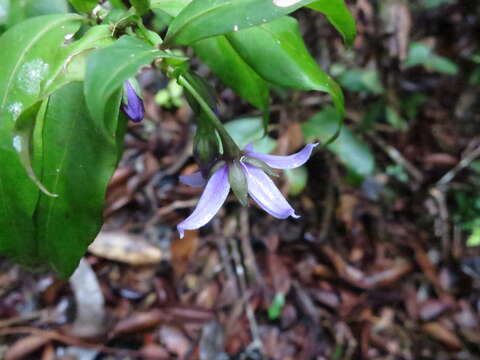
[194,114,220,172]
[122,80,145,123]
[228,160,248,207]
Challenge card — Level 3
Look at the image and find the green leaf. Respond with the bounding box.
[109,0,128,9]
[69,0,97,13]
[131,0,151,15]
[225,117,276,154]
[25,0,69,16]
[338,69,384,95]
[285,166,308,196]
[303,107,375,177]
[467,228,480,247]
[0,14,83,266]
[193,35,269,111]
[0,0,10,25]
[6,0,70,28]
[165,0,318,45]
[13,25,114,203]
[268,293,285,320]
[227,16,344,117]
[84,35,170,136]
[385,106,408,131]
[308,0,356,45]
[35,82,125,277]
[151,0,191,17]
[405,42,458,75]
[13,101,58,198]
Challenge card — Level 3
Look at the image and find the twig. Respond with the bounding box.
[0,311,43,329]
[368,133,424,184]
[319,160,337,241]
[436,143,480,188]
[230,229,264,354]
[145,199,198,227]
[429,188,450,258]
[0,327,142,357]
[239,207,262,285]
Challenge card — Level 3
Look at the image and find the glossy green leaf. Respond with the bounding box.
[193,36,269,111]
[6,0,70,28]
[227,16,344,117]
[13,101,57,198]
[35,82,125,277]
[308,0,356,45]
[0,14,83,266]
[151,0,191,17]
[302,107,375,177]
[165,0,318,45]
[25,0,69,16]
[13,25,114,205]
[225,118,276,154]
[84,35,171,136]
[68,0,97,13]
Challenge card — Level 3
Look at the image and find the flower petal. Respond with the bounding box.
[243,143,254,152]
[242,163,299,219]
[177,165,230,238]
[246,143,319,169]
[179,171,206,187]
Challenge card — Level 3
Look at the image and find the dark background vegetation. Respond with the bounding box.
[1,0,480,359]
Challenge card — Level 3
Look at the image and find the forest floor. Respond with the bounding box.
[1,0,480,359]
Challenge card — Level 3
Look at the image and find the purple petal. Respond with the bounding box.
[179,171,206,187]
[177,165,230,238]
[246,143,319,170]
[243,143,254,152]
[242,163,299,219]
[122,81,144,123]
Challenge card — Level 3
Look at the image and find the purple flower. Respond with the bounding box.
[122,81,144,123]
[177,143,318,238]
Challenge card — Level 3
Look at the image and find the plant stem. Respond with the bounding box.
[177,75,240,158]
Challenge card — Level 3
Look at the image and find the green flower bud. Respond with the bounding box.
[194,114,220,171]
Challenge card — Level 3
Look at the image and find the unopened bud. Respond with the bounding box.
[194,114,220,172]
[122,80,144,123]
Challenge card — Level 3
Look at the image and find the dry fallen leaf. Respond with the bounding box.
[89,231,163,265]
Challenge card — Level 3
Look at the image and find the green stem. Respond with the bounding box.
[177,75,240,158]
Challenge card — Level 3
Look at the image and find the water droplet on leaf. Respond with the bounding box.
[17,59,49,95]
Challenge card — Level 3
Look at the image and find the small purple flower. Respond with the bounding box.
[177,143,318,238]
[122,81,144,123]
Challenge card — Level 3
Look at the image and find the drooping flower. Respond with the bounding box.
[177,143,318,238]
[122,80,144,123]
